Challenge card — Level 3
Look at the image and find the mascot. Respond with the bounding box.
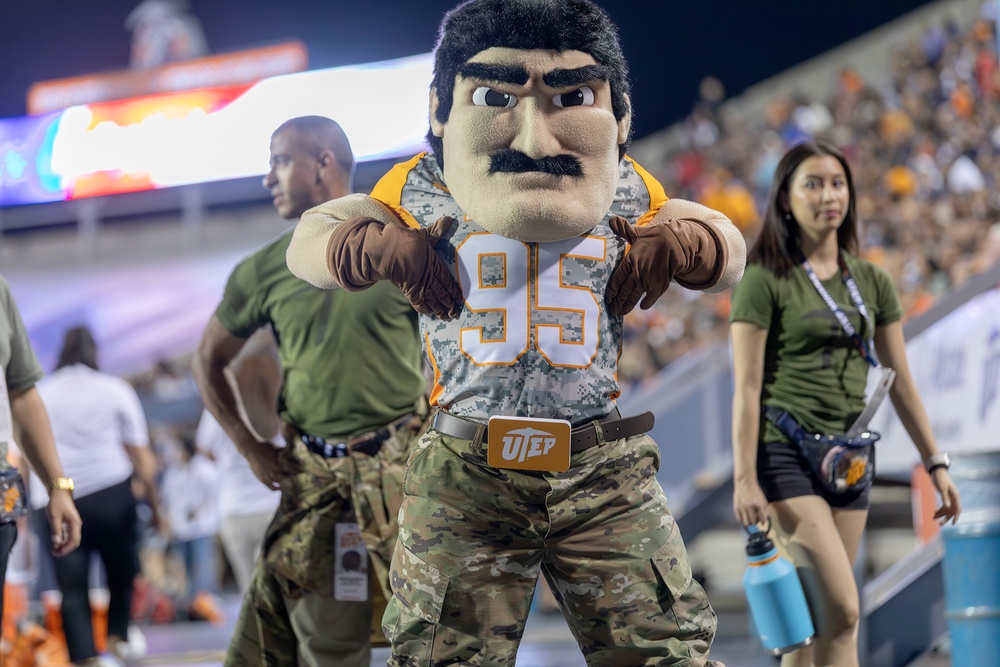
[288,0,744,664]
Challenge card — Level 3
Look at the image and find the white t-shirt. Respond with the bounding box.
[195,410,279,520]
[32,364,149,508]
[161,452,220,542]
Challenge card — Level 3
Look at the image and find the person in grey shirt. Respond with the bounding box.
[0,274,81,619]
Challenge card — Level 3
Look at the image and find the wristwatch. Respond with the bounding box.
[924,453,951,474]
[50,476,75,493]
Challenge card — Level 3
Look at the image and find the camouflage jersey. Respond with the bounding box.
[370,153,666,425]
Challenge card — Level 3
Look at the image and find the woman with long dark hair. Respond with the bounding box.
[729,141,961,666]
[33,326,160,666]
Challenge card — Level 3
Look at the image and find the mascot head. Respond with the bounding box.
[428,0,632,242]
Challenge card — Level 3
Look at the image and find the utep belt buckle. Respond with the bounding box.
[487,416,572,473]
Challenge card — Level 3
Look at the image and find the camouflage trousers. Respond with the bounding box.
[226,416,422,667]
[225,555,373,667]
[383,421,723,667]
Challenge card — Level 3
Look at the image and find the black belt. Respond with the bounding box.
[301,413,416,458]
[431,409,654,452]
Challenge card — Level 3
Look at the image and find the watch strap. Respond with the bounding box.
[924,453,950,474]
[50,476,75,492]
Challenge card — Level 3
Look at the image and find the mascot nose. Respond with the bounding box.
[510,99,560,159]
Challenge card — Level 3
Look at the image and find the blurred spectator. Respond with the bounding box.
[194,327,281,595]
[145,359,198,402]
[623,5,1000,386]
[947,152,986,193]
[195,409,278,594]
[32,326,157,666]
[0,275,82,655]
[159,431,220,620]
[700,168,760,235]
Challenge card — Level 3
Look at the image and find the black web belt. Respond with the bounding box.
[301,412,415,458]
[431,408,655,452]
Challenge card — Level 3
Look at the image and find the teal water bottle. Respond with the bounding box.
[742,523,815,655]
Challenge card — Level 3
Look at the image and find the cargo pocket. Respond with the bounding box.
[402,433,436,497]
[650,521,717,661]
[382,544,450,667]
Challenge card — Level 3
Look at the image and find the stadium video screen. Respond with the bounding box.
[0,53,433,207]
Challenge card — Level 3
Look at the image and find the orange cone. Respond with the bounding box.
[189,591,224,625]
[2,581,28,644]
[40,591,66,646]
[89,588,110,654]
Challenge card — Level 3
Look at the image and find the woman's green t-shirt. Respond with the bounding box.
[729,253,903,444]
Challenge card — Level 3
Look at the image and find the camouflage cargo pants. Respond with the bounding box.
[226,416,421,667]
[383,422,723,667]
[225,555,373,667]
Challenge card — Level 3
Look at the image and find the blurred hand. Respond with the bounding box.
[733,476,770,528]
[931,469,961,525]
[158,513,172,539]
[242,437,283,490]
[147,503,162,533]
[47,490,82,557]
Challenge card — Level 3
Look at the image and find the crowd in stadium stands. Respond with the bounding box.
[619,5,1000,387]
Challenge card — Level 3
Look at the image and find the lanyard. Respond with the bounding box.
[801,254,879,368]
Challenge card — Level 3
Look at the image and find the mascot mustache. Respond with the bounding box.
[489,149,583,177]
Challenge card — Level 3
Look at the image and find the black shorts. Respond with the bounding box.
[757,441,870,510]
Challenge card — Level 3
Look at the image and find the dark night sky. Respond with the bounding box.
[1,0,936,139]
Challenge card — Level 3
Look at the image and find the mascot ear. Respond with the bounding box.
[617,94,632,146]
[430,88,445,138]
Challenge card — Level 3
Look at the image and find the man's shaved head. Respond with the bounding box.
[274,115,355,184]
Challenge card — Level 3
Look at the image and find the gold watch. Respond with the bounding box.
[50,476,75,493]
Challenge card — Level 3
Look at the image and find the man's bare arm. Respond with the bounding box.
[192,316,282,489]
[229,327,282,442]
[125,443,161,525]
[9,386,81,555]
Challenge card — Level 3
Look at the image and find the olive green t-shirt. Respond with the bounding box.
[215,230,425,440]
[1,275,45,467]
[730,253,903,445]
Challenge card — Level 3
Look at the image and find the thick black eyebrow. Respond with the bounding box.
[543,64,609,89]
[458,63,529,85]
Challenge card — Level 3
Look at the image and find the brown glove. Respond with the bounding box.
[606,215,725,316]
[329,215,463,320]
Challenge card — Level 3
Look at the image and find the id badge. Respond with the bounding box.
[847,366,896,438]
[334,522,368,602]
[487,416,571,472]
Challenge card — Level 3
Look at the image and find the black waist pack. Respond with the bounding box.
[765,407,878,494]
[0,467,29,523]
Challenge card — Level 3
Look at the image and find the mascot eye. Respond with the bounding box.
[472,86,517,108]
[553,86,595,108]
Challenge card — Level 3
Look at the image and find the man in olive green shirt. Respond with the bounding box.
[192,116,425,667]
